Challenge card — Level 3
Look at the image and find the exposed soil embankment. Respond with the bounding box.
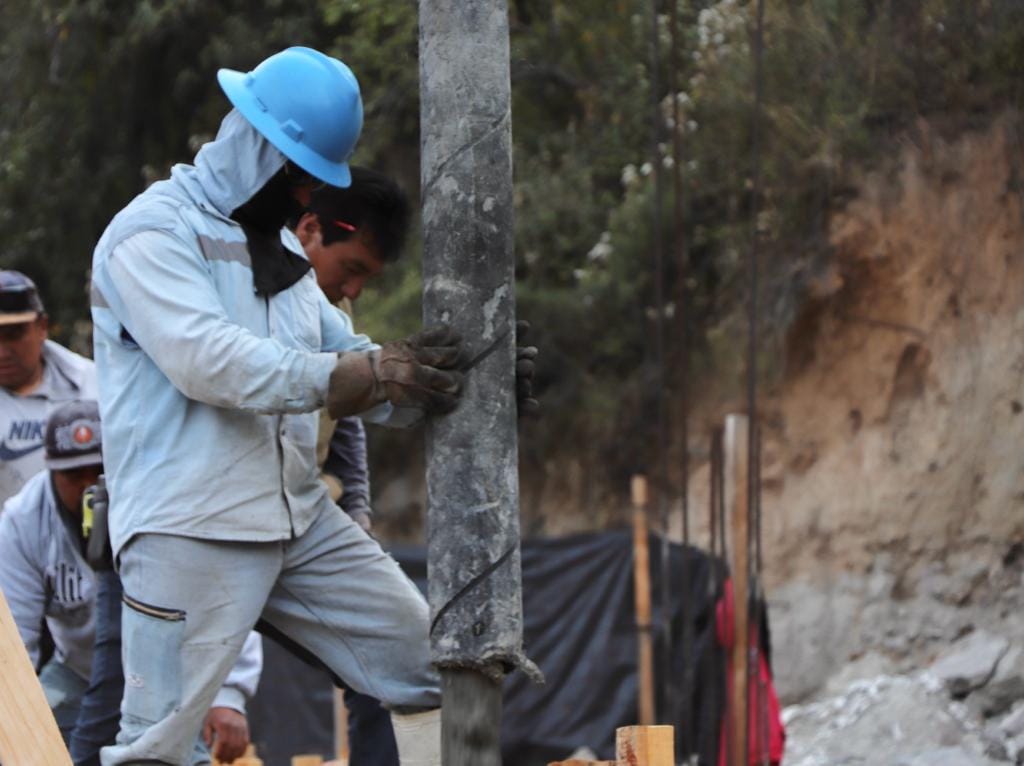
[674,115,1024,589]
[767,115,1024,582]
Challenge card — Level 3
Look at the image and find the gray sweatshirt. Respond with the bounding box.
[0,341,97,506]
[0,470,261,710]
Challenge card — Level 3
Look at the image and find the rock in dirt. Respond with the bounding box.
[1000,702,1024,739]
[930,630,1010,696]
[971,676,1024,719]
[783,674,999,765]
[895,746,1002,766]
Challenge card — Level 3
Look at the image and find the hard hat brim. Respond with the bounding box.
[217,68,353,189]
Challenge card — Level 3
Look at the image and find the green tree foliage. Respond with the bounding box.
[2,0,1024,500]
[0,0,328,336]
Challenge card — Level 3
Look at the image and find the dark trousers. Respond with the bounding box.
[344,685,398,766]
[69,570,124,766]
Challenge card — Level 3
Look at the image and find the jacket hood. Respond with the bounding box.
[171,109,288,219]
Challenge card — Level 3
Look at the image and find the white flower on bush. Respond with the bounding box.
[621,164,639,188]
[645,304,676,321]
[696,0,748,66]
[587,232,613,262]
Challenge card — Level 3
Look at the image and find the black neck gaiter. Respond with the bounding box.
[230,168,311,296]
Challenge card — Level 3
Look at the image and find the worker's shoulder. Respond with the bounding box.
[0,476,57,575]
[42,341,95,381]
[96,179,201,256]
[0,471,51,532]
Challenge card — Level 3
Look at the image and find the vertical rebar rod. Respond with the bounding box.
[648,0,672,729]
[746,3,768,763]
[746,0,765,566]
[669,0,694,756]
[670,1,690,550]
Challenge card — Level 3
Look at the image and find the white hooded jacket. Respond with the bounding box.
[90,111,388,556]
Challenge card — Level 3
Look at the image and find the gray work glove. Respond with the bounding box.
[516,320,540,417]
[327,325,465,419]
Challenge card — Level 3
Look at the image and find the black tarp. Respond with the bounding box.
[248,530,727,766]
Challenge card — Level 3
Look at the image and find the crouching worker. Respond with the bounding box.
[0,400,262,764]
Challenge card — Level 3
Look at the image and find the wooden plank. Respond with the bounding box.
[630,475,655,726]
[724,414,750,766]
[615,725,674,766]
[0,588,72,766]
[291,755,324,766]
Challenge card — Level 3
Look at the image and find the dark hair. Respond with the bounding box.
[307,167,412,263]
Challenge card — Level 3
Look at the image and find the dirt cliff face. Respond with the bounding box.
[754,115,1024,584]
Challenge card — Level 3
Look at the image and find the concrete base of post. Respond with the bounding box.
[442,668,503,766]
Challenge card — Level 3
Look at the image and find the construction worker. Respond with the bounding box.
[0,400,262,763]
[300,166,410,530]
[89,47,486,766]
[70,169,397,762]
[298,168,412,766]
[0,271,96,506]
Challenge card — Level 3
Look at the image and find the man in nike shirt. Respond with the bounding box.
[0,271,96,506]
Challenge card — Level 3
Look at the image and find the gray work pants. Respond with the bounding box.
[100,506,439,766]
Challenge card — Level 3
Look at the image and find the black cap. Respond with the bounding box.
[0,271,45,326]
[45,400,102,472]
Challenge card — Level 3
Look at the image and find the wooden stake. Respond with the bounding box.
[724,414,750,766]
[615,725,674,766]
[630,475,655,726]
[0,589,72,766]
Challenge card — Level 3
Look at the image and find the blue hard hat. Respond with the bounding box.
[217,47,363,188]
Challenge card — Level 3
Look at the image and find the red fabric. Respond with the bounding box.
[716,578,786,766]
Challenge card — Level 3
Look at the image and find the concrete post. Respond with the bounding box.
[419,1,534,763]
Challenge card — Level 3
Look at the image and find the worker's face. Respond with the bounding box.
[52,465,102,516]
[295,213,385,303]
[0,315,47,391]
